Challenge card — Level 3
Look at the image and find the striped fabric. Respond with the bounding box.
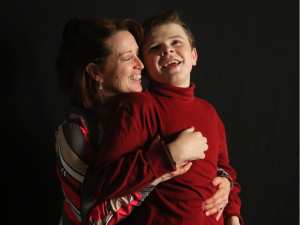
[88,185,155,225]
[55,108,155,225]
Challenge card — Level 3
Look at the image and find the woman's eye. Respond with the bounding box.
[122,56,133,61]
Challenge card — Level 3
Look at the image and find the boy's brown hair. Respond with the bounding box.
[142,10,196,48]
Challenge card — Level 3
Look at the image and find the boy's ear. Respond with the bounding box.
[191,47,198,66]
[85,63,104,82]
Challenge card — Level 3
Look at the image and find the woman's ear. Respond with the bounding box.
[85,63,103,82]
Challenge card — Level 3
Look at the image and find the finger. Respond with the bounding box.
[203,143,208,151]
[172,162,193,174]
[203,201,224,212]
[181,161,193,171]
[176,160,191,168]
[203,196,227,210]
[171,162,193,176]
[212,176,224,186]
[205,189,226,203]
[199,152,206,160]
[205,207,219,216]
[176,162,188,169]
[215,208,224,221]
[183,127,195,133]
[199,143,208,153]
[160,173,172,181]
[208,177,230,202]
[194,131,203,137]
[205,201,225,217]
[204,194,223,206]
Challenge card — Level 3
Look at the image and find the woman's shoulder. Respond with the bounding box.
[118,91,155,108]
[56,106,97,159]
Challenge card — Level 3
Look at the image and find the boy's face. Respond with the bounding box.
[143,23,197,87]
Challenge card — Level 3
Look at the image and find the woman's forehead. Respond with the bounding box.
[106,30,138,54]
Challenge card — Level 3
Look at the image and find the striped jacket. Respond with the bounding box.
[55,107,155,225]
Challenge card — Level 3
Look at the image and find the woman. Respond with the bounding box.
[55,17,231,225]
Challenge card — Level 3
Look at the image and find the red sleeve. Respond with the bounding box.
[216,117,244,224]
[82,98,174,222]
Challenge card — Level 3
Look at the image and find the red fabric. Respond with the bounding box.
[58,173,81,209]
[56,165,81,190]
[85,82,242,225]
[63,202,81,225]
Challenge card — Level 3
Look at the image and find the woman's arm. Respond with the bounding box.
[87,153,194,225]
[81,98,207,224]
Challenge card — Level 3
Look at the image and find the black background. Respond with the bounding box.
[1,1,298,225]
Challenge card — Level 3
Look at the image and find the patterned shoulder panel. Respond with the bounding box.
[55,124,88,181]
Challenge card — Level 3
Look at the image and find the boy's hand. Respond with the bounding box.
[168,127,208,164]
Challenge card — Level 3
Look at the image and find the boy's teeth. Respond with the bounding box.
[162,60,180,68]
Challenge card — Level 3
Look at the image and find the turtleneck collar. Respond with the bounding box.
[148,81,195,101]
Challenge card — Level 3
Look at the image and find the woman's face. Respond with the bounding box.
[101,30,144,95]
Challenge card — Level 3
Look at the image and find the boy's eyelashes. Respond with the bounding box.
[146,39,183,53]
[148,45,160,52]
[171,39,182,46]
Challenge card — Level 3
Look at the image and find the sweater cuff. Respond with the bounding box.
[217,168,233,189]
[224,202,244,225]
[145,135,176,178]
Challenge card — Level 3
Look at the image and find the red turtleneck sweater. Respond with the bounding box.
[83,82,242,225]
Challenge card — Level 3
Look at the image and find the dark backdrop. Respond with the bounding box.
[1,1,298,225]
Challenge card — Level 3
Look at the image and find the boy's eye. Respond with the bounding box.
[172,39,181,45]
[148,45,160,52]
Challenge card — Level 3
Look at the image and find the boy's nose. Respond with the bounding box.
[161,45,174,56]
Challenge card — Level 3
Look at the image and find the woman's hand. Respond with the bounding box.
[202,176,231,220]
[151,161,193,185]
[168,127,208,164]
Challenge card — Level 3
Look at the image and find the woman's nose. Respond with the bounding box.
[134,56,144,70]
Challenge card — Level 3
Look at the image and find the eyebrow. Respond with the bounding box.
[118,51,132,57]
[118,48,139,57]
[169,35,184,40]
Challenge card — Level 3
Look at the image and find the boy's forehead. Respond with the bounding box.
[145,23,188,42]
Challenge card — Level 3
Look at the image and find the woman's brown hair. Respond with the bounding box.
[57,17,143,109]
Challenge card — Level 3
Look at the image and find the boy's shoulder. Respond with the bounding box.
[194,96,217,111]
